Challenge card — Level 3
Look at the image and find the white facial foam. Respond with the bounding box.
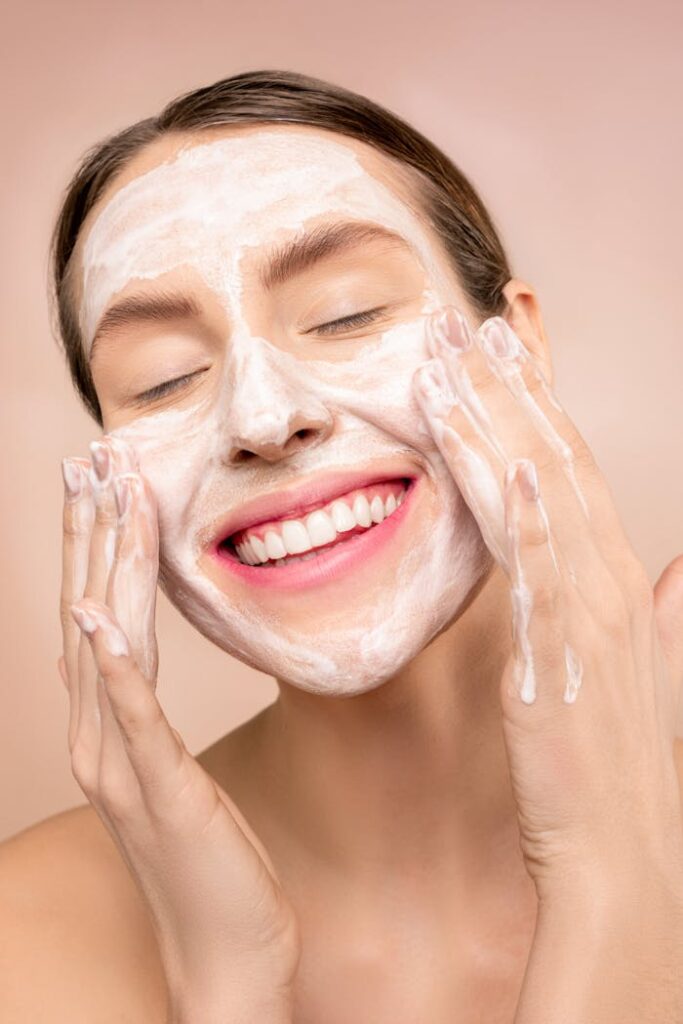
[80,129,492,695]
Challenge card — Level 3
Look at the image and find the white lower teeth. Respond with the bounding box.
[274,550,320,567]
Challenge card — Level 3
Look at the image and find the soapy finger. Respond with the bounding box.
[60,456,95,749]
[502,459,583,708]
[107,471,159,682]
[84,441,119,601]
[70,599,185,807]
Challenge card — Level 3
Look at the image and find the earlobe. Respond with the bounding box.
[500,279,554,384]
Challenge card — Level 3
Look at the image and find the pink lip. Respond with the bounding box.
[207,464,418,546]
[211,476,419,591]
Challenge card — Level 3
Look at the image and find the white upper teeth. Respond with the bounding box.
[235,485,407,565]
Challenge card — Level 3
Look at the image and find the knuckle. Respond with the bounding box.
[94,504,118,529]
[62,516,86,539]
[70,747,98,797]
[596,585,630,639]
[624,560,654,615]
[516,512,549,550]
[59,602,76,632]
[530,579,562,619]
[114,693,163,742]
[98,769,136,818]
[532,632,566,677]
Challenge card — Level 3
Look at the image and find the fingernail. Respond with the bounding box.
[114,475,131,518]
[71,604,97,633]
[430,307,471,355]
[481,318,520,359]
[61,458,82,501]
[89,441,111,484]
[414,359,457,418]
[516,459,539,501]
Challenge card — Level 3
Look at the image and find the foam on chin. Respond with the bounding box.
[81,129,492,695]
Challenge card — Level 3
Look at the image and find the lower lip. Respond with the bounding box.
[211,477,419,591]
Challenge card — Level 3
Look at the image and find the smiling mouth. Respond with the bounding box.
[218,477,413,567]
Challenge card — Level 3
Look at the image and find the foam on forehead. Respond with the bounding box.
[79,128,451,350]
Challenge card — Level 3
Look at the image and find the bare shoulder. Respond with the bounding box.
[0,803,168,1022]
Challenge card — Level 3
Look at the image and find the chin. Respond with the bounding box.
[158,553,490,699]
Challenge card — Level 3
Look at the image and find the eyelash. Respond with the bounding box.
[136,371,203,404]
[309,306,386,336]
[135,308,386,404]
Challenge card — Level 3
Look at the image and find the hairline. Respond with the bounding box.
[62,125,461,360]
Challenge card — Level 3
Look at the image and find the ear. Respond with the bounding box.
[500,279,554,386]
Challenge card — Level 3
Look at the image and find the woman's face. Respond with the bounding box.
[73,124,492,695]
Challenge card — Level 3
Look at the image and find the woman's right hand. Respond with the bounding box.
[59,435,300,1024]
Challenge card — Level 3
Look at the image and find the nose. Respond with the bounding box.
[222,345,334,466]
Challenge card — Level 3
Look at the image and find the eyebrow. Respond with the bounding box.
[258,220,413,290]
[88,220,412,360]
[89,292,201,362]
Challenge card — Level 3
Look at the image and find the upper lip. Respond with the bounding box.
[208,463,418,548]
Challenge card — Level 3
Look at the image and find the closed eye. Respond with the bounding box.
[307,306,388,336]
[134,369,207,405]
[132,307,386,404]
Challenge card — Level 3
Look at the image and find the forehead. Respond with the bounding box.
[76,125,444,344]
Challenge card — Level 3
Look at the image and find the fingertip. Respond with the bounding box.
[103,434,139,473]
[70,603,97,634]
[61,458,84,502]
[71,601,131,659]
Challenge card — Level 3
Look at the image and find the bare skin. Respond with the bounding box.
[2,572,682,1022]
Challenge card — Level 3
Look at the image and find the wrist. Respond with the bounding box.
[516,874,683,1024]
[169,988,293,1024]
[165,959,295,1024]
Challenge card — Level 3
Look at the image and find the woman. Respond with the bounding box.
[3,69,683,1022]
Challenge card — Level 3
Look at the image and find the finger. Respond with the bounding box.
[653,554,683,714]
[501,459,579,709]
[413,355,512,571]
[70,599,185,806]
[418,317,622,614]
[60,456,95,749]
[475,313,640,576]
[57,655,68,691]
[76,441,123,765]
[107,472,159,682]
[84,441,119,602]
[92,438,145,779]
[104,434,139,474]
[426,312,581,546]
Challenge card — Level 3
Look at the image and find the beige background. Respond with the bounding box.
[2,0,682,842]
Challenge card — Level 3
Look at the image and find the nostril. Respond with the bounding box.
[231,449,258,465]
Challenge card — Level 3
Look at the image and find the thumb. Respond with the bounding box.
[653,553,683,707]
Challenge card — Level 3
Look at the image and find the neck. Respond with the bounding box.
[251,563,530,902]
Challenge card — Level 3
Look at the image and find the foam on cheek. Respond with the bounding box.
[109,313,490,694]
[87,132,490,694]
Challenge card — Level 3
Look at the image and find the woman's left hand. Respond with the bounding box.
[412,307,683,968]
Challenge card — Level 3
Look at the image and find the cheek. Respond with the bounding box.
[307,317,437,451]
[109,402,219,560]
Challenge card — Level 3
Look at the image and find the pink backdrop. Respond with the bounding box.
[2,0,682,841]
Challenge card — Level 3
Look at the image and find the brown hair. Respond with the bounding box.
[50,69,512,424]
